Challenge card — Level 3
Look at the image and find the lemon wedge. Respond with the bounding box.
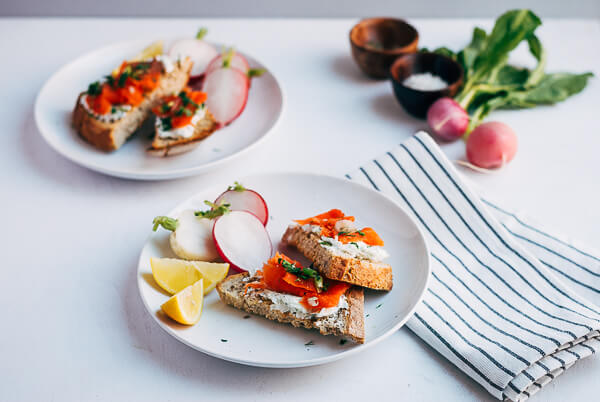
[134,40,164,61]
[112,40,164,75]
[150,257,229,295]
[161,279,204,325]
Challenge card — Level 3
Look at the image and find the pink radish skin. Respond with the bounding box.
[203,67,249,125]
[466,122,518,169]
[212,211,273,273]
[214,189,268,226]
[427,98,470,141]
[168,39,218,77]
[206,53,250,75]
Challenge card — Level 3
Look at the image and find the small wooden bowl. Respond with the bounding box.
[390,52,463,118]
[350,18,419,79]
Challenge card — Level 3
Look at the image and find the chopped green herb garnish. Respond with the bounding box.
[357,230,365,236]
[152,216,178,232]
[366,313,370,317]
[182,108,193,117]
[220,339,228,342]
[247,68,266,78]
[227,181,246,192]
[279,258,326,292]
[339,339,348,345]
[111,106,117,114]
[104,75,115,86]
[87,81,102,96]
[117,71,129,87]
[243,315,251,319]
[376,303,383,309]
[194,200,231,219]
[304,340,314,346]
[196,27,208,40]
[350,242,359,248]
[319,240,333,246]
[160,117,172,131]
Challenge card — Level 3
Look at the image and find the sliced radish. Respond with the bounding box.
[205,53,249,75]
[203,67,249,125]
[214,188,268,226]
[213,211,273,273]
[168,39,218,77]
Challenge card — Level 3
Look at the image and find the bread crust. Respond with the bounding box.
[147,109,219,157]
[282,226,393,290]
[72,58,193,151]
[216,273,365,343]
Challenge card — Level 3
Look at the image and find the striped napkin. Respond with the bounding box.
[347,131,600,401]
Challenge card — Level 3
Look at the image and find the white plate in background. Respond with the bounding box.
[34,39,283,180]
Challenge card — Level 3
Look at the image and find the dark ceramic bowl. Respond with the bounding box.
[390,52,463,119]
[350,18,419,79]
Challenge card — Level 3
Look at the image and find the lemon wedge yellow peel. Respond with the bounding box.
[150,257,229,295]
[161,279,204,325]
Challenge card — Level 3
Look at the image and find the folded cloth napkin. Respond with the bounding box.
[346,131,600,402]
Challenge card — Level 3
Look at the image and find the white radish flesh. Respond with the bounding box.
[169,210,219,261]
[212,211,273,273]
[205,53,250,75]
[214,189,268,226]
[203,67,249,125]
[168,39,218,77]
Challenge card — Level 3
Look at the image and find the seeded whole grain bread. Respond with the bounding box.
[216,272,365,343]
[282,225,393,291]
[72,58,193,152]
[147,109,219,157]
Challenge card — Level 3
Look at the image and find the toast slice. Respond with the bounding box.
[217,272,365,343]
[147,108,219,156]
[283,225,393,290]
[72,58,192,151]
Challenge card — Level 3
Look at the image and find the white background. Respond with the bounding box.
[1,17,599,402]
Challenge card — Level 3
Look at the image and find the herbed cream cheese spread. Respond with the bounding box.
[80,95,131,123]
[260,289,348,318]
[155,105,206,139]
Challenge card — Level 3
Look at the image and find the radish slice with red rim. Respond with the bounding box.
[205,53,250,75]
[168,39,218,77]
[214,188,268,226]
[212,211,273,273]
[203,67,249,125]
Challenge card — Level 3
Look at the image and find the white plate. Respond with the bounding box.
[34,39,284,180]
[137,172,431,367]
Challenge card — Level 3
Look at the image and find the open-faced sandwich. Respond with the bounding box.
[217,253,365,343]
[282,209,392,290]
[73,56,192,151]
[148,88,218,156]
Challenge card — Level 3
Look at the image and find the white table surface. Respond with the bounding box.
[1,17,599,402]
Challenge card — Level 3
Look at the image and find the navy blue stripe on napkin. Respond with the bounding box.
[348,131,600,402]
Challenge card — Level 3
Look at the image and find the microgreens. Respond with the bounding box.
[194,200,231,219]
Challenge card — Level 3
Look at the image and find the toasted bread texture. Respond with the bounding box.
[282,226,393,291]
[147,109,219,157]
[216,273,365,343]
[72,58,193,152]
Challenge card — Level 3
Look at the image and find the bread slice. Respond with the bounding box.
[147,109,219,157]
[216,273,365,343]
[282,225,393,290]
[72,58,193,151]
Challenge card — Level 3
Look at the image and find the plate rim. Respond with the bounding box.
[136,171,432,367]
[33,38,285,181]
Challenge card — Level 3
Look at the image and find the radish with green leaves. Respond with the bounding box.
[152,202,230,261]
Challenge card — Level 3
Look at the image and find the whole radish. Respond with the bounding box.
[427,98,470,141]
[466,122,518,169]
